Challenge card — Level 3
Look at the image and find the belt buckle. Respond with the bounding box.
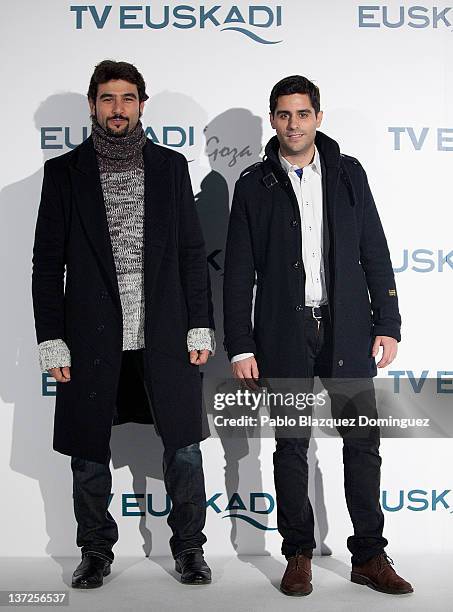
[311,306,322,320]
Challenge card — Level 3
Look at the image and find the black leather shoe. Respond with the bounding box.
[71,555,112,589]
[175,551,212,584]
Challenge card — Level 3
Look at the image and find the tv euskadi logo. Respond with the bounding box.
[70,4,283,44]
[119,491,278,530]
[40,125,195,150]
[393,250,453,273]
[358,5,453,28]
[382,490,452,512]
[115,489,453,528]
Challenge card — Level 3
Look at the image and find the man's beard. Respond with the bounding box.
[105,116,130,137]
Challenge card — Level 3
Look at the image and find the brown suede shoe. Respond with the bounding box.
[280,553,313,596]
[351,553,413,594]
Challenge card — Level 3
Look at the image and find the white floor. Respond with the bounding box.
[0,555,448,612]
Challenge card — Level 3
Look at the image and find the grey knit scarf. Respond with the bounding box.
[91,116,147,172]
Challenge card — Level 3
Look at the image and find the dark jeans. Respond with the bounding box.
[71,350,207,561]
[273,307,388,565]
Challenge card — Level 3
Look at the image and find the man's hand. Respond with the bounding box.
[232,356,260,390]
[48,366,71,382]
[372,336,398,368]
[189,349,210,366]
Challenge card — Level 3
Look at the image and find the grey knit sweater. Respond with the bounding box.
[37,119,215,371]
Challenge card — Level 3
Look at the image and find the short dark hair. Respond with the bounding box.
[87,60,149,102]
[269,75,320,116]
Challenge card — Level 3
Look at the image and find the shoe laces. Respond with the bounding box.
[382,553,394,566]
[378,553,394,573]
[293,553,310,573]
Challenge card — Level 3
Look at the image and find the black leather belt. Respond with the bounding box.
[304,304,329,319]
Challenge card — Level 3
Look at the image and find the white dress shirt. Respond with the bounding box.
[231,145,327,364]
[279,146,327,306]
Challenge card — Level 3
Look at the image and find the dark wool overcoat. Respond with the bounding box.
[32,136,214,463]
[223,131,401,379]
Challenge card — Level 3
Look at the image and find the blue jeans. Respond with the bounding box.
[71,443,207,561]
[71,351,207,561]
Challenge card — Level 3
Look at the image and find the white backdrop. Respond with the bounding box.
[1,0,452,558]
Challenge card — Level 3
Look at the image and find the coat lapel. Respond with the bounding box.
[316,131,341,233]
[316,132,341,307]
[143,139,171,304]
[322,160,342,257]
[143,139,170,245]
[70,137,121,310]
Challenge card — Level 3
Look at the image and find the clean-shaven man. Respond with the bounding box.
[223,75,413,596]
[32,60,214,588]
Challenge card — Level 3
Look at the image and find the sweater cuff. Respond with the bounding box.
[187,328,216,356]
[38,339,71,372]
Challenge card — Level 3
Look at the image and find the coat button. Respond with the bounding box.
[293,261,301,269]
[291,220,298,227]
[338,359,344,366]
[295,305,303,311]
[100,291,109,300]
[97,324,105,332]
[94,358,101,366]
[89,391,97,400]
